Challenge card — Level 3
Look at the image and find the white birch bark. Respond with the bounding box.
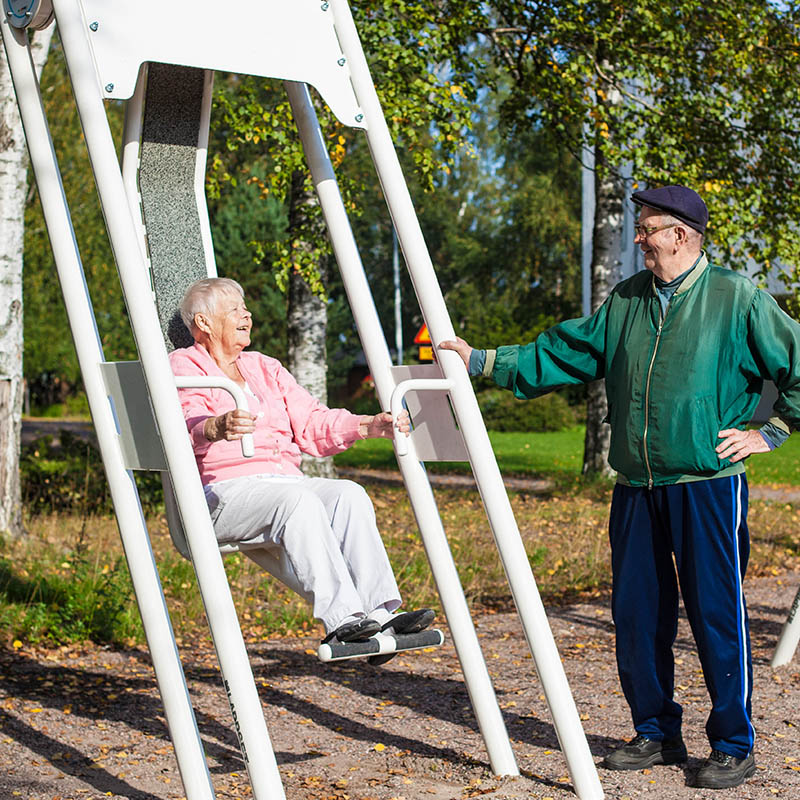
[582,166,624,478]
[582,75,623,478]
[0,25,55,535]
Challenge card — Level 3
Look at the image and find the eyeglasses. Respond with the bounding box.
[634,222,680,238]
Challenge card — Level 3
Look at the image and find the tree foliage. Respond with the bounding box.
[488,0,800,276]
[482,0,800,473]
[23,7,584,420]
[325,62,583,392]
[208,1,485,300]
[431,104,582,346]
[23,35,133,408]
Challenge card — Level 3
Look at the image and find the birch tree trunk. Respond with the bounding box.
[582,72,624,478]
[0,25,55,536]
[286,168,335,479]
[582,166,623,477]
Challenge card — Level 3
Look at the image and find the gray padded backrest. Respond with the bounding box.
[136,63,221,562]
[139,63,211,351]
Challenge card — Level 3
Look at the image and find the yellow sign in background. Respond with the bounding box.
[414,324,432,361]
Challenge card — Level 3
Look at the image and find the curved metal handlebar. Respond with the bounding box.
[174,376,255,458]
[390,377,454,457]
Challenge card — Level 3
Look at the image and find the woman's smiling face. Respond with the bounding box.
[200,289,252,355]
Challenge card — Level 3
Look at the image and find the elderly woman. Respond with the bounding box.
[169,277,433,650]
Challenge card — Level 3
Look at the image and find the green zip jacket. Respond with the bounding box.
[487,255,800,486]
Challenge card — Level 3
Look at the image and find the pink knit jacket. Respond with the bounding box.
[169,343,364,485]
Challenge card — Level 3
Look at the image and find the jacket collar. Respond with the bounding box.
[674,252,708,295]
[649,252,708,297]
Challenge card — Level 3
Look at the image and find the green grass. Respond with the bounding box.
[0,515,328,648]
[335,428,586,480]
[0,523,142,646]
[746,433,800,486]
[336,425,800,487]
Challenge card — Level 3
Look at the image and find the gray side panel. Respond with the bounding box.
[390,364,469,462]
[139,63,209,351]
[99,361,168,471]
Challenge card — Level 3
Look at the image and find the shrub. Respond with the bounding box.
[476,388,575,432]
[344,391,382,416]
[33,392,90,419]
[0,539,142,645]
[21,432,163,516]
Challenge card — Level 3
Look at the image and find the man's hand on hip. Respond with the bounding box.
[716,428,770,463]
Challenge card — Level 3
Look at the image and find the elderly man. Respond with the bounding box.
[441,185,800,789]
[170,277,433,656]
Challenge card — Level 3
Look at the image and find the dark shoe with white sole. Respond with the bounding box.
[367,609,436,665]
[381,608,435,635]
[322,617,380,645]
[603,734,687,771]
[693,750,755,789]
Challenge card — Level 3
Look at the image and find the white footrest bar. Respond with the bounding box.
[317,629,444,662]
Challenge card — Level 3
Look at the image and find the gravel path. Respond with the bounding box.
[1,574,798,800]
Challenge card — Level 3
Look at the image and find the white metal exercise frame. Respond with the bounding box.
[1,2,604,799]
[772,585,800,668]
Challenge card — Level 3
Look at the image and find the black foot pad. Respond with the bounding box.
[317,629,444,663]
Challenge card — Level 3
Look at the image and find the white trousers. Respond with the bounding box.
[204,475,401,632]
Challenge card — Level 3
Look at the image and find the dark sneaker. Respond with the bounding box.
[603,734,687,771]
[380,608,435,635]
[322,617,380,644]
[693,750,756,789]
[367,609,437,665]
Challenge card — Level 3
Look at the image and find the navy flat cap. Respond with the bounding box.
[631,185,708,234]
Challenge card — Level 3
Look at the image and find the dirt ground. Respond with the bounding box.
[1,575,799,800]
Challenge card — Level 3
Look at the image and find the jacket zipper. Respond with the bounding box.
[643,304,668,489]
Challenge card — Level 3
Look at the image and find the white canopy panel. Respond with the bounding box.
[79,0,366,127]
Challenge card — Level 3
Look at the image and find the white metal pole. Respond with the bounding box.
[330,3,603,798]
[393,226,403,365]
[0,19,215,800]
[285,80,518,776]
[772,585,800,668]
[120,67,150,264]
[51,4,285,798]
[194,70,217,274]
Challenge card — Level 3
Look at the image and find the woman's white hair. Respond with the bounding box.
[179,277,245,332]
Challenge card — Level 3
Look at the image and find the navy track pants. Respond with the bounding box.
[609,474,754,758]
